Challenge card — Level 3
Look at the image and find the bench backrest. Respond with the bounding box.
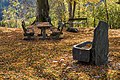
[22,20,27,33]
[69,18,87,21]
[91,21,109,65]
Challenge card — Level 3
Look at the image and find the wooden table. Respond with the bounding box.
[36,22,52,40]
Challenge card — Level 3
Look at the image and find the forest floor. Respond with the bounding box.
[0,27,120,80]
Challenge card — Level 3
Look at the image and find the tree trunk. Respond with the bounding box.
[68,1,73,27]
[73,1,76,18]
[104,0,110,28]
[36,0,49,22]
[68,1,72,19]
[93,5,96,27]
[68,1,76,27]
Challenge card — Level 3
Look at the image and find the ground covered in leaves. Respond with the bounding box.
[0,27,120,80]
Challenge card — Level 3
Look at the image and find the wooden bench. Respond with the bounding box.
[21,20,34,40]
[50,24,64,39]
[69,18,87,21]
[68,18,88,26]
[72,21,109,66]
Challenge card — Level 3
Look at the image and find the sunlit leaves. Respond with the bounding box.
[0,27,120,79]
[87,0,99,3]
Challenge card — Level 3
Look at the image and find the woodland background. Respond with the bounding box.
[0,0,120,28]
[0,0,120,80]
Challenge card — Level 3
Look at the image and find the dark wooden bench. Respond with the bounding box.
[68,18,88,25]
[72,21,109,66]
[69,18,87,21]
[44,17,64,39]
[66,18,88,33]
[21,20,34,40]
[50,24,64,39]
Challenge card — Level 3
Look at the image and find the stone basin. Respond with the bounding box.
[72,41,92,62]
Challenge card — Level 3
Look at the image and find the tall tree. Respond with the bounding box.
[68,0,77,27]
[36,0,49,22]
[104,0,110,28]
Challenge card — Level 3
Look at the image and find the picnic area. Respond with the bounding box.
[0,0,120,80]
[0,27,120,79]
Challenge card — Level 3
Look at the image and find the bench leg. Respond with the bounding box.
[41,28,46,40]
[23,36,34,40]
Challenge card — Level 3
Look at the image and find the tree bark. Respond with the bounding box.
[73,1,76,18]
[68,1,76,27]
[36,0,49,22]
[68,1,72,19]
[68,1,73,27]
[104,0,110,28]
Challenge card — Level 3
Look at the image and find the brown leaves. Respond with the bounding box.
[0,27,120,79]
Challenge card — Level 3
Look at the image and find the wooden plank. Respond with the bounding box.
[69,18,87,21]
[36,22,52,28]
